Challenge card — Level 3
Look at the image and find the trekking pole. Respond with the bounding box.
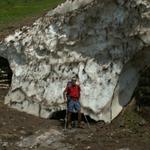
[83,113,90,128]
[64,109,68,131]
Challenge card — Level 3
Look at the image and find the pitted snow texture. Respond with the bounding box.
[0,0,150,122]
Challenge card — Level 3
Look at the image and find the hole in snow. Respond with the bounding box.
[0,56,12,101]
[51,110,96,124]
[134,65,150,121]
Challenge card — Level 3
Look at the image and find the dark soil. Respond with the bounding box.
[0,88,150,150]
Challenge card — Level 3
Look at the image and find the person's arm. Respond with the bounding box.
[78,86,81,99]
[63,87,67,102]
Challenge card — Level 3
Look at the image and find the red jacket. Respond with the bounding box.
[65,84,80,100]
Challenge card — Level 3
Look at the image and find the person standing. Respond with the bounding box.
[63,76,83,129]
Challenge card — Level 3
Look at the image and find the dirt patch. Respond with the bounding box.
[0,88,149,150]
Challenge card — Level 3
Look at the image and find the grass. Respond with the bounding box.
[0,0,65,37]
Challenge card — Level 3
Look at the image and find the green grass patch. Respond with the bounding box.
[0,0,64,32]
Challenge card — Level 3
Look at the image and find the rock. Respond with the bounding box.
[2,122,6,126]
[0,0,150,122]
[119,121,125,128]
[118,148,130,150]
[20,130,33,136]
[138,119,147,126]
[86,146,91,149]
[2,142,8,148]
[17,129,74,149]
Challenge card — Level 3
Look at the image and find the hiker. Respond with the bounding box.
[63,76,83,129]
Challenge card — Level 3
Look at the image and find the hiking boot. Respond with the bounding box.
[78,123,84,129]
[78,112,84,128]
[67,124,72,129]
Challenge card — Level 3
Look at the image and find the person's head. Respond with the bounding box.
[71,76,77,85]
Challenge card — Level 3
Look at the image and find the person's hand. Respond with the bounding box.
[64,97,67,103]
